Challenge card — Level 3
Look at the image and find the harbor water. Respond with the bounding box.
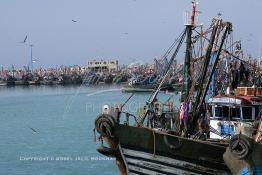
[0,85,180,175]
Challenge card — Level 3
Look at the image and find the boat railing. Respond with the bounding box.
[120,111,138,126]
[236,87,262,97]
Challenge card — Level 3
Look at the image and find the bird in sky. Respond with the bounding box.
[72,20,77,22]
[29,127,38,133]
[19,35,27,43]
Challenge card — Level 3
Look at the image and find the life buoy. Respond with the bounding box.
[229,134,253,160]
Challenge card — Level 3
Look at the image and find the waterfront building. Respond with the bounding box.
[87,59,119,72]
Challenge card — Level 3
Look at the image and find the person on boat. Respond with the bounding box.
[145,98,159,128]
[165,99,174,112]
[195,103,209,139]
[179,101,189,136]
[115,104,122,122]
[102,105,110,114]
[152,98,166,128]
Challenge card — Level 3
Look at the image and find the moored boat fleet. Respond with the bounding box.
[0,61,187,92]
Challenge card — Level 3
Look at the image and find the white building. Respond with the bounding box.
[87,59,119,72]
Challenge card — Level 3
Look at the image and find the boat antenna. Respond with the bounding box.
[191,0,197,26]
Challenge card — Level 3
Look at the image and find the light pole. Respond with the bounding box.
[30,44,33,72]
[26,44,34,72]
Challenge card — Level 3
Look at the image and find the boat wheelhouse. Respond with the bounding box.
[207,87,262,139]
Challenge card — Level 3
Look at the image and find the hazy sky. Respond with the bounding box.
[0,0,262,68]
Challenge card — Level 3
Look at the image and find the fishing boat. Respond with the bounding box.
[0,80,7,86]
[27,74,40,85]
[83,74,100,85]
[94,1,262,174]
[40,76,54,85]
[28,80,40,85]
[6,75,15,86]
[215,87,262,175]
[113,73,129,84]
[122,74,173,92]
[14,79,27,86]
[208,87,262,139]
[102,74,114,84]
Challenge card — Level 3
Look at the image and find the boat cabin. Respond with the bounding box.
[207,87,262,139]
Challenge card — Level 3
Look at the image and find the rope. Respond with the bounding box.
[162,29,187,59]
[193,28,262,73]
[62,81,84,119]
[152,130,156,158]
[93,128,96,143]
[61,70,93,119]
[256,121,262,142]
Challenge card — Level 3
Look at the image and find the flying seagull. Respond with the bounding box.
[19,35,27,43]
[72,20,77,22]
[29,127,38,133]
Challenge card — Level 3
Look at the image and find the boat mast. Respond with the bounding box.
[199,22,232,106]
[181,0,195,101]
[189,21,232,134]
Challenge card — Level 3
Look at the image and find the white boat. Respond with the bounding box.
[208,87,262,140]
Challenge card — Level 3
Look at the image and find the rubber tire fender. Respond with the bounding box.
[163,134,182,150]
[229,134,253,160]
[95,114,116,137]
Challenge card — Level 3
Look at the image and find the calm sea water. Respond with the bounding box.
[0,85,179,175]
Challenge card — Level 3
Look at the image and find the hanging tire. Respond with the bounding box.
[95,114,116,137]
[164,134,182,150]
[229,134,253,160]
